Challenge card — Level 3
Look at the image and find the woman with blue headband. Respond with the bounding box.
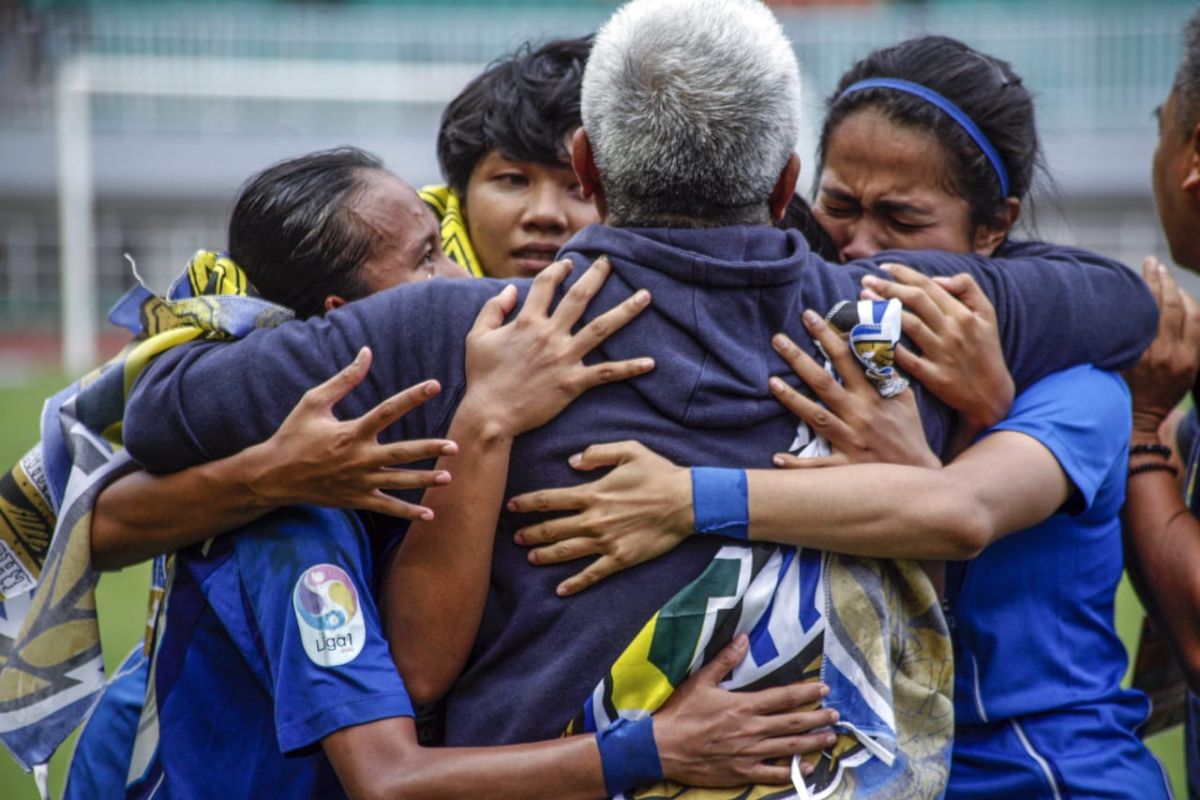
[511,35,1168,798]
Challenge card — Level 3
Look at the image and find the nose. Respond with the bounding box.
[838,222,883,263]
[521,182,569,233]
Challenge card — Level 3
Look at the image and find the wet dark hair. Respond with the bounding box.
[819,35,1043,232]
[228,147,386,319]
[1175,8,1200,131]
[779,194,839,261]
[436,36,591,194]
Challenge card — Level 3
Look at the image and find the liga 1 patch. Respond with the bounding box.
[292,563,366,667]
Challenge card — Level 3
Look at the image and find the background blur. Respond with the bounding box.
[0,0,1195,797]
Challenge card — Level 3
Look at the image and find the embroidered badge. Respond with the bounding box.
[293,563,366,667]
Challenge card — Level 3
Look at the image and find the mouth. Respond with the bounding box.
[510,244,563,273]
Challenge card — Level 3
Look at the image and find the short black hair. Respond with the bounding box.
[779,194,839,261]
[436,36,591,194]
[227,147,385,319]
[819,35,1044,233]
[1175,8,1200,132]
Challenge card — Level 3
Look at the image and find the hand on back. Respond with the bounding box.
[462,256,654,438]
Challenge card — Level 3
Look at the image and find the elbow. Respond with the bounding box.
[399,670,449,709]
[1183,659,1200,697]
[389,644,451,708]
[89,502,128,573]
[937,505,994,560]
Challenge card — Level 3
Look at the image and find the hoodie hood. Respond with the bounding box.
[561,223,861,430]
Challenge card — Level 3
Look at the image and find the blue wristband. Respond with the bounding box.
[596,717,663,796]
[691,467,749,540]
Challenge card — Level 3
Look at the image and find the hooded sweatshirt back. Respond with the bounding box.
[124,223,1157,747]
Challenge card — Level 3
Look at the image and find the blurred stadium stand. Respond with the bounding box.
[0,0,1193,370]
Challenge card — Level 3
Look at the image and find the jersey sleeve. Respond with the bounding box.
[204,505,415,754]
[123,279,500,474]
[855,241,1158,392]
[986,365,1131,511]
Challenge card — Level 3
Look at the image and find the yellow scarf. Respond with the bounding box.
[420,184,485,278]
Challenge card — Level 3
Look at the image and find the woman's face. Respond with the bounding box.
[463,147,600,279]
[815,108,1006,263]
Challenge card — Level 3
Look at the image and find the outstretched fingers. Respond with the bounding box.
[571,288,652,357]
[798,310,872,394]
[469,284,520,337]
[353,380,441,439]
[552,255,611,331]
[303,347,374,411]
[524,258,574,320]
[769,374,856,446]
[507,485,589,515]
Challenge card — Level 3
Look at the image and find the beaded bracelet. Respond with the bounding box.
[1130,443,1173,459]
[1129,461,1179,477]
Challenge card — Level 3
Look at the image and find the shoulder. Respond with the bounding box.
[991,366,1129,510]
[1006,366,1130,429]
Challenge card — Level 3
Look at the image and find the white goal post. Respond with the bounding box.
[54,54,482,374]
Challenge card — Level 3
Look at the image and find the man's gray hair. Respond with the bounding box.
[582,0,802,227]
[1175,7,1200,130]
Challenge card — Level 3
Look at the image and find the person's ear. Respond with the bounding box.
[323,294,347,313]
[1183,119,1200,197]
[571,129,608,220]
[769,154,801,222]
[972,197,1022,256]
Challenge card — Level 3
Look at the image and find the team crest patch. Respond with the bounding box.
[293,564,366,667]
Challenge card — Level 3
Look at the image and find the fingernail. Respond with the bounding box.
[435,471,451,484]
[420,509,434,521]
[568,453,583,467]
[801,762,815,776]
[862,275,881,287]
[556,584,570,597]
[802,309,820,326]
[879,263,895,273]
[441,442,458,455]
[828,709,840,723]
[639,358,655,371]
[506,499,518,512]
[772,333,790,351]
[823,732,838,745]
[356,347,368,362]
[423,381,439,396]
[635,289,651,305]
[773,454,786,467]
[818,683,830,697]
[1159,261,1169,274]
[769,376,785,392]
[513,532,525,545]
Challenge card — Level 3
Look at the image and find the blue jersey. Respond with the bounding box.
[125,506,414,799]
[946,366,1167,798]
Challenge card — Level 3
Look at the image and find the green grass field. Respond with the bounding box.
[0,371,1187,798]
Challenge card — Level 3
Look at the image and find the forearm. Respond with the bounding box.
[745,432,1067,560]
[1123,431,1200,691]
[385,400,512,704]
[92,444,277,570]
[745,464,989,559]
[325,716,603,800]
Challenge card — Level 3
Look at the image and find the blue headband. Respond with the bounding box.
[837,77,1011,198]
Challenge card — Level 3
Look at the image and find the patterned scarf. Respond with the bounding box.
[0,252,291,779]
[420,184,485,278]
[567,302,954,799]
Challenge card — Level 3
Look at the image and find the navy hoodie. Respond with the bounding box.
[125,224,1156,746]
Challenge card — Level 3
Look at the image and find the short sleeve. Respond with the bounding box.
[204,505,414,754]
[986,365,1130,511]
